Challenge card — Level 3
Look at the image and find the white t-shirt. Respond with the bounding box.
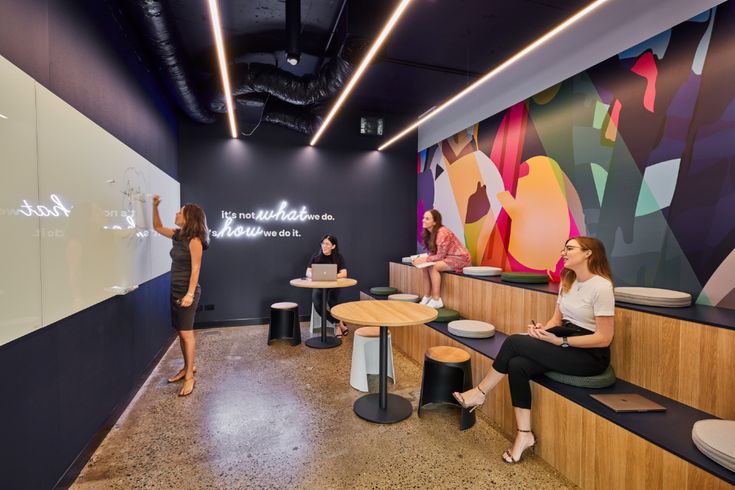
[557,275,615,332]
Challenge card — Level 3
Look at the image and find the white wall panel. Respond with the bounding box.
[0,56,43,345]
[0,55,179,345]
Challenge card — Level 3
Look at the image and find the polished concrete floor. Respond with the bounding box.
[73,323,575,489]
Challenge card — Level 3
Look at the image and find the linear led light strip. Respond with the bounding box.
[310,0,413,146]
[207,0,238,138]
[378,0,609,151]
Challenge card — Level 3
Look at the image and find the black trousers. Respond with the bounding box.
[312,288,340,324]
[493,324,610,409]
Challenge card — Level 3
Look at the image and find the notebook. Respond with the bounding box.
[590,393,666,413]
[311,263,338,281]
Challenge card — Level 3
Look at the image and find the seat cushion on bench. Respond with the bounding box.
[388,293,419,302]
[544,365,616,388]
[448,319,495,338]
[435,308,460,322]
[692,419,735,472]
[463,266,502,277]
[370,286,399,296]
[614,287,692,308]
[501,272,549,284]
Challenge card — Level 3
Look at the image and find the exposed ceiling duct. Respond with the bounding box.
[208,55,353,112]
[123,0,359,135]
[235,96,324,135]
[128,0,215,124]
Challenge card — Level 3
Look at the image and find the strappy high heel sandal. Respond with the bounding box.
[452,385,487,413]
[502,429,536,464]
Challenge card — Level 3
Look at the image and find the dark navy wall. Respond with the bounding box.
[0,0,178,488]
[179,116,417,324]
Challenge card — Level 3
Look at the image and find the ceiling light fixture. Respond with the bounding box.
[310,0,413,146]
[207,0,238,138]
[378,0,609,151]
[286,0,301,66]
[0,113,8,119]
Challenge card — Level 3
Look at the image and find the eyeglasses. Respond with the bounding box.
[560,245,584,254]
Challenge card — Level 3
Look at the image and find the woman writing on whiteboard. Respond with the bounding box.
[412,209,470,308]
[153,195,209,397]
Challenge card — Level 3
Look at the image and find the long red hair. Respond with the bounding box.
[560,236,612,294]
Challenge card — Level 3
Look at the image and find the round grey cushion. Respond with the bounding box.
[692,419,735,472]
[448,320,495,338]
[544,365,616,388]
[388,293,419,302]
[370,286,399,296]
[614,287,692,307]
[463,266,502,276]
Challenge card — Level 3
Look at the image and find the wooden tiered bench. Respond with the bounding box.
[359,262,735,489]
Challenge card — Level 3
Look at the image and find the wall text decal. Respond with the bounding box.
[213,200,334,239]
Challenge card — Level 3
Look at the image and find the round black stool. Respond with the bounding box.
[418,346,475,430]
[268,302,301,346]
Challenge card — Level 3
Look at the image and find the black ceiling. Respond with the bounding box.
[112,0,591,133]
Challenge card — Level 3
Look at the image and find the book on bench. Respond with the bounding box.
[409,253,435,269]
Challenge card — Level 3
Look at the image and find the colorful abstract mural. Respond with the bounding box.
[417,3,735,309]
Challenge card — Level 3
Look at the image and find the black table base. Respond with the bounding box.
[305,286,341,349]
[305,336,341,349]
[353,393,412,424]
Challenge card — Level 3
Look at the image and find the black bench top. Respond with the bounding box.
[390,261,735,332]
[362,288,735,485]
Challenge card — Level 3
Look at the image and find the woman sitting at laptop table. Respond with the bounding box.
[452,236,615,464]
[306,234,349,337]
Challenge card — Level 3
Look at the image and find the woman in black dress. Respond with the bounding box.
[306,234,349,336]
[153,195,209,396]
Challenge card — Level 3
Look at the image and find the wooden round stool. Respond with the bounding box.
[419,346,475,430]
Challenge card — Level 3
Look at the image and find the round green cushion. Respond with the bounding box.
[544,365,616,388]
[435,308,460,322]
[370,286,399,296]
[501,272,549,284]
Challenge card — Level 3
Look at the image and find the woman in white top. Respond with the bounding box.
[453,236,615,464]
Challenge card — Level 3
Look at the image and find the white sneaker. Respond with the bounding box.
[420,296,431,305]
[427,298,444,309]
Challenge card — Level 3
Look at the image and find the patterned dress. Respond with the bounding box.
[426,226,471,271]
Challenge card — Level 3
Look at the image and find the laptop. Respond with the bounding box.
[590,393,666,413]
[311,263,338,281]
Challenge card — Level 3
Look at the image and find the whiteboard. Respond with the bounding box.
[0,55,43,346]
[0,55,180,345]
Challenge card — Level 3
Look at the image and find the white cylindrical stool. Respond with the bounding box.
[310,303,335,334]
[350,326,395,392]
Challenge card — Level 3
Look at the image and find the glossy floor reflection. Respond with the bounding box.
[73,324,575,489]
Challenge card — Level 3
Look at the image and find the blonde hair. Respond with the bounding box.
[560,236,613,294]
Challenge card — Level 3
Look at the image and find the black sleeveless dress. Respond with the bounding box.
[170,230,201,331]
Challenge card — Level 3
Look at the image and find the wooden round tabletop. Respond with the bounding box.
[331,300,438,327]
[289,277,358,289]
